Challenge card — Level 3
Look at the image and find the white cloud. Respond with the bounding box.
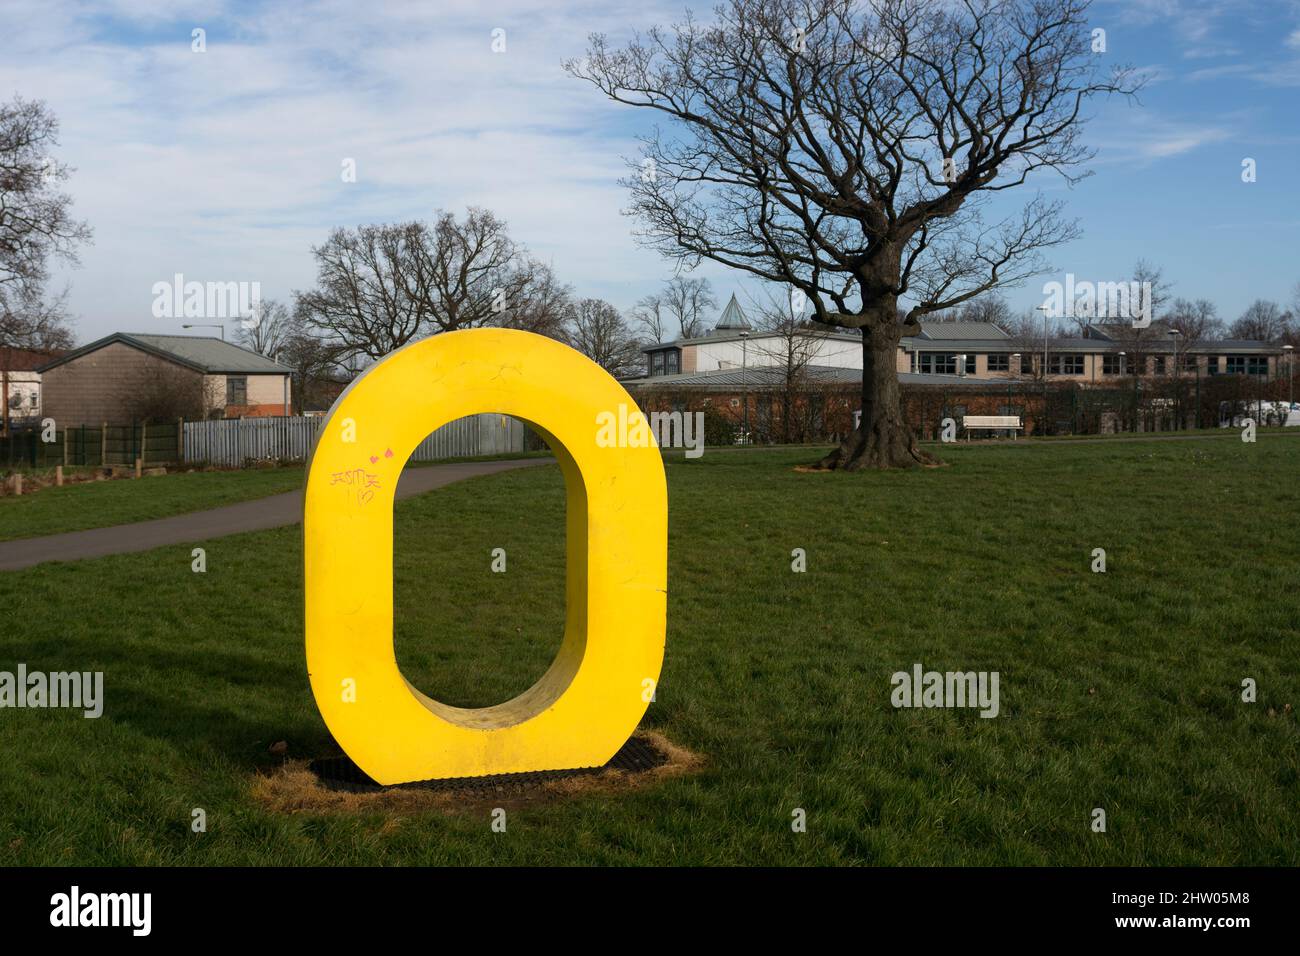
[1086,108,1232,165]
[6,0,691,339]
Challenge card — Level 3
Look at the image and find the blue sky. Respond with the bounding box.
[3,0,1298,343]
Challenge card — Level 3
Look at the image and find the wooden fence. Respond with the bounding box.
[182,414,528,467]
[0,421,181,468]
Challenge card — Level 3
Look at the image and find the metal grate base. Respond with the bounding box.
[309,734,669,794]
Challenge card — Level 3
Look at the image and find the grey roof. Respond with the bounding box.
[1082,321,1174,341]
[903,338,1019,351]
[629,364,861,390]
[907,336,1283,354]
[646,327,862,352]
[627,364,1007,390]
[1044,337,1108,350]
[914,321,1010,341]
[644,306,1286,357]
[1042,337,1280,354]
[38,333,291,374]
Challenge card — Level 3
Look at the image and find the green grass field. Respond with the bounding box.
[1,437,1297,865]
[0,466,306,542]
[0,452,554,543]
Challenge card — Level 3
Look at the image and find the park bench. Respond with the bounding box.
[962,415,1022,440]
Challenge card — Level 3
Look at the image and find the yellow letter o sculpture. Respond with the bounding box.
[303,328,667,785]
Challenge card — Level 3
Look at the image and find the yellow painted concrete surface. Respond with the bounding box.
[303,329,667,784]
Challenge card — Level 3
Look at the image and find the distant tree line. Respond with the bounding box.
[928,258,1300,349]
[229,209,729,400]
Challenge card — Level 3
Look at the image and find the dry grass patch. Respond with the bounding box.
[251,731,703,816]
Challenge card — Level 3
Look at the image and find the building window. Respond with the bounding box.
[919,353,957,375]
[1103,354,1123,375]
[226,376,247,406]
[1152,355,1166,374]
[1226,355,1247,375]
[964,354,976,375]
[1048,354,1084,375]
[1206,356,1221,376]
[1247,356,1269,375]
[666,350,680,374]
[651,352,665,376]
[987,353,1010,372]
[1183,355,1198,371]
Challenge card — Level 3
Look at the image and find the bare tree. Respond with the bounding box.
[748,287,833,441]
[234,298,295,357]
[569,0,1139,468]
[1231,300,1292,342]
[1286,281,1300,349]
[414,208,543,334]
[1131,260,1170,321]
[955,293,1013,328]
[295,208,547,361]
[280,316,348,414]
[1093,261,1176,372]
[127,359,218,422]
[662,276,717,339]
[0,283,73,350]
[294,221,432,360]
[566,298,643,375]
[494,259,572,340]
[1004,308,1058,381]
[631,291,670,342]
[1165,298,1223,346]
[0,96,91,349]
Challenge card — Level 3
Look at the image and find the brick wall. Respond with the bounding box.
[41,342,208,426]
[204,372,290,416]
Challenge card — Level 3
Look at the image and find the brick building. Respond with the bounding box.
[38,333,292,425]
[628,298,1292,440]
[2,346,66,431]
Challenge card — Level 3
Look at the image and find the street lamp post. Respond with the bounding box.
[1195,361,1202,429]
[1036,305,1051,434]
[1168,328,1181,430]
[739,330,749,444]
[1285,345,1295,417]
[1009,353,1020,415]
[1036,304,1051,379]
[1120,350,1136,432]
[1258,367,1265,427]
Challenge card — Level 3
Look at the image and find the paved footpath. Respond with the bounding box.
[0,458,549,572]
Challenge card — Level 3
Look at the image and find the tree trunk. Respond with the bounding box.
[819,323,939,470]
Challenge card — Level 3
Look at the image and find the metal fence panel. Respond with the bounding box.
[183,414,525,467]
